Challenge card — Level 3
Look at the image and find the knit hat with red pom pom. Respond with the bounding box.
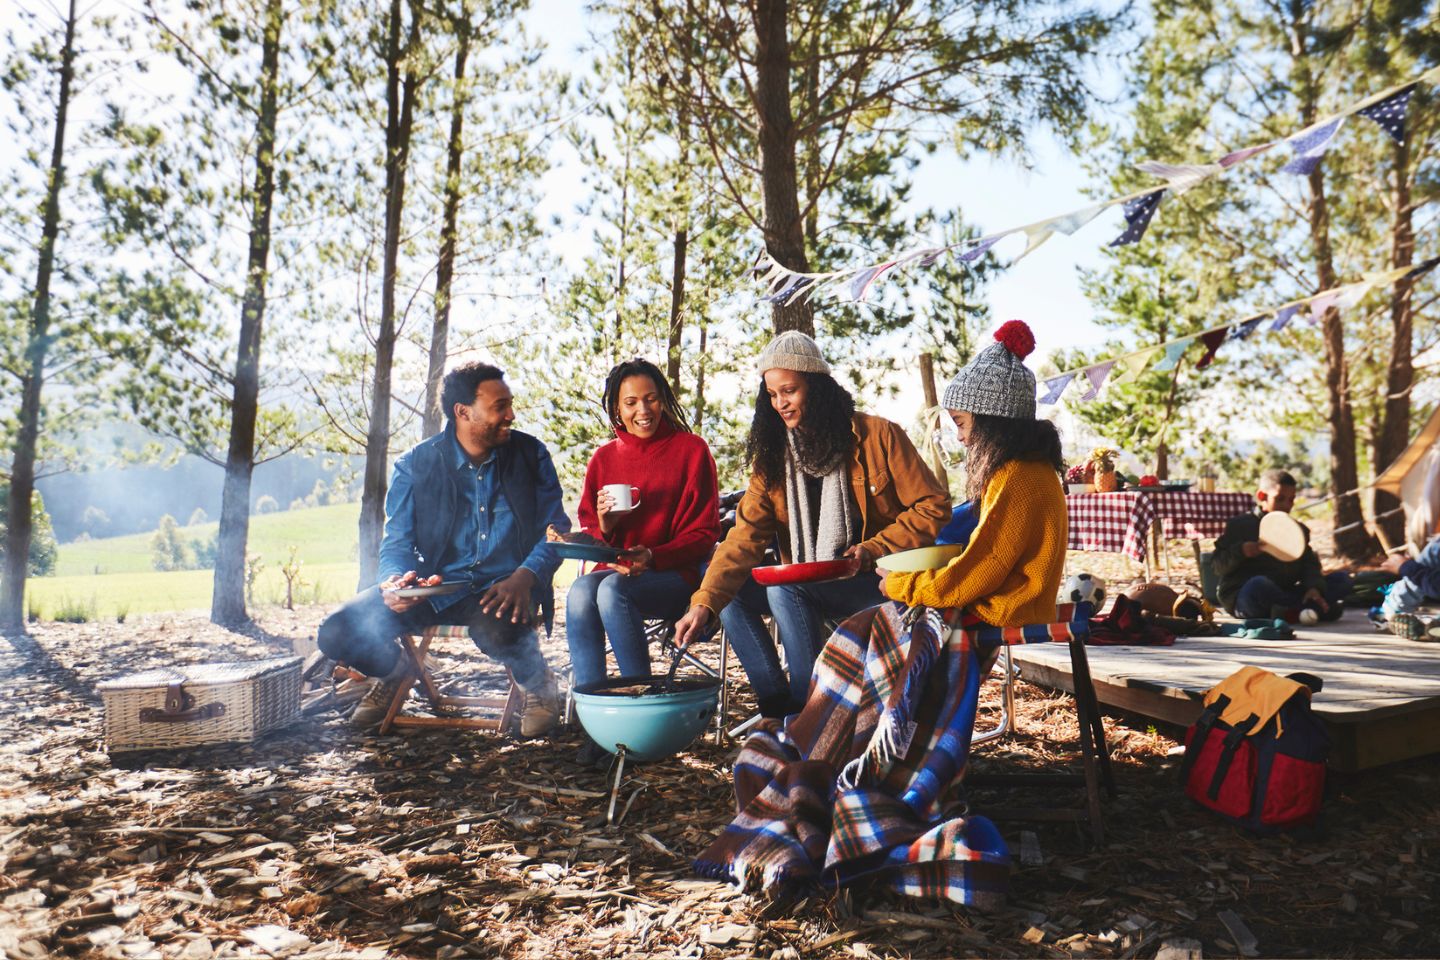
[942,320,1038,419]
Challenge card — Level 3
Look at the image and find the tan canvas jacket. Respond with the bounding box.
[690,412,951,615]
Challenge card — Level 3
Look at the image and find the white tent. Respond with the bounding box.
[1372,404,1440,554]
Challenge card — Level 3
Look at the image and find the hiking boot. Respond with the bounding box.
[517,669,561,738]
[1389,612,1427,641]
[349,661,418,729]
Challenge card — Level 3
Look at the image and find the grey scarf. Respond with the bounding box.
[784,432,854,563]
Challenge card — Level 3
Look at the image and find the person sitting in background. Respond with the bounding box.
[564,358,719,698]
[1372,541,1440,640]
[671,331,950,718]
[1212,469,1350,625]
[316,362,569,736]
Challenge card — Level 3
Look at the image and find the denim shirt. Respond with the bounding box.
[379,431,563,613]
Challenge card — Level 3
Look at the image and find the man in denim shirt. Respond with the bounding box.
[318,362,570,736]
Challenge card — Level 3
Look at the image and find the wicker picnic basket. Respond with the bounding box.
[97,657,302,753]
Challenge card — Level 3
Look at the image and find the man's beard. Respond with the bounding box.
[481,423,513,447]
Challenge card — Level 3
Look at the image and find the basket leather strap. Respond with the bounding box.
[139,682,227,723]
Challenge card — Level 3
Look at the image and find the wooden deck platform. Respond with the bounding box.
[1010,609,1440,771]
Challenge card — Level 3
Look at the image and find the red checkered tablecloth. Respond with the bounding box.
[1066,491,1254,563]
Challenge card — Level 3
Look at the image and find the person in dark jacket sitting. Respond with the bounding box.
[317,362,569,736]
[1212,469,1350,624]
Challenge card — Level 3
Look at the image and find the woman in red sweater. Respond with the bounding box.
[566,359,720,694]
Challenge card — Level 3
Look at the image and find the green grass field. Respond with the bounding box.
[31,502,581,621]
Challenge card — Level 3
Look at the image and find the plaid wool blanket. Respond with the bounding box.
[694,600,1010,909]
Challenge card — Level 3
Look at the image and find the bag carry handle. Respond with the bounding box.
[139,682,227,723]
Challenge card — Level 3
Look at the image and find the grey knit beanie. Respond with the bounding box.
[942,320,1038,419]
[756,330,831,376]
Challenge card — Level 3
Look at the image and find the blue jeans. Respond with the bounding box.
[566,569,691,687]
[1382,538,1440,616]
[316,586,548,687]
[720,573,887,717]
[1233,571,1352,621]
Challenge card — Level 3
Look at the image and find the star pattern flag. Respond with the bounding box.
[1280,117,1345,175]
[1078,361,1116,402]
[1412,256,1440,280]
[1269,304,1299,331]
[1231,316,1265,340]
[1194,329,1229,370]
[765,275,813,304]
[958,235,1003,263]
[1109,190,1165,247]
[1152,338,1192,372]
[1358,84,1416,142]
[1037,373,1076,406]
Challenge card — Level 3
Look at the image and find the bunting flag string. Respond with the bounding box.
[1036,256,1439,407]
[752,65,1440,307]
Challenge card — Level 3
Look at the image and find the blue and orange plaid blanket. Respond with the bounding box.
[694,600,1010,910]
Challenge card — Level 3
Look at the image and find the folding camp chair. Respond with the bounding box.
[377,625,521,736]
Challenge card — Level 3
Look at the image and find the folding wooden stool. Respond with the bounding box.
[960,601,1117,845]
[377,624,522,735]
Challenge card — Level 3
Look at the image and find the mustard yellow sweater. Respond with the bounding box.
[884,458,1068,626]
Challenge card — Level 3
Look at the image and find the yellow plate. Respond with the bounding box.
[876,544,967,573]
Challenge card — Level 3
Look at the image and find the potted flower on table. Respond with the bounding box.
[1089,446,1121,493]
[1064,464,1091,494]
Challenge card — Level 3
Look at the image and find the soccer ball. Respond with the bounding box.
[1062,572,1106,607]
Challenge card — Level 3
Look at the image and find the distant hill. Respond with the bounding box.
[57,502,361,577]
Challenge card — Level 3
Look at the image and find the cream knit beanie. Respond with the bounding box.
[756,330,830,376]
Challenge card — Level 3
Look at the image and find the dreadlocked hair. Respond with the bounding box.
[746,371,857,490]
[962,413,1064,503]
[601,358,692,433]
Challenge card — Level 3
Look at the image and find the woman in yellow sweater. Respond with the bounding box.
[882,320,1068,624]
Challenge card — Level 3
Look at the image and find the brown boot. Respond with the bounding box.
[517,669,561,738]
[349,657,418,730]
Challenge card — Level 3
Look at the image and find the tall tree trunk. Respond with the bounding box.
[693,318,708,432]
[358,0,422,588]
[666,226,687,386]
[751,0,812,336]
[1374,134,1415,548]
[211,0,284,627]
[0,0,77,634]
[423,24,471,440]
[1289,10,1370,561]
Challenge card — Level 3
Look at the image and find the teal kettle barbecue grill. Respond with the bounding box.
[571,637,722,822]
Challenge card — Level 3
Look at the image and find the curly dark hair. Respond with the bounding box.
[601,358,692,433]
[441,362,505,420]
[746,371,857,489]
[963,414,1064,502]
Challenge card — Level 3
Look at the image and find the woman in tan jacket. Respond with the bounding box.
[672,331,950,717]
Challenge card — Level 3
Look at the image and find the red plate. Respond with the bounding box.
[751,557,862,586]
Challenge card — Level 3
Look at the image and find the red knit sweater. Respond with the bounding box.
[577,420,720,585]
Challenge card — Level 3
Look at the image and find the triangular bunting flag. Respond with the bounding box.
[1111,347,1160,385]
[1269,304,1299,331]
[1411,256,1440,280]
[1307,290,1341,323]
[1109,190,1165,247]
[1231,316,1264,340]
[1280,117,1344,175]
[1218,142,1273,168]
[1194,329,1229,370]
[958,234,1003,263]
[1048,204,1108,236]
[1357,84,1416,143]
[1013,226,1053,263]
[1135,160,1224,193]
[914,248,947,268]
[849,262,898,302]
[1078,361,1117,402]
[764,274,812,304]
[1152,338,1192,372]
[1038,373,1076,406]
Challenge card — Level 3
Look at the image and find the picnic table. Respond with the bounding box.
[1066,490,1254,577]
